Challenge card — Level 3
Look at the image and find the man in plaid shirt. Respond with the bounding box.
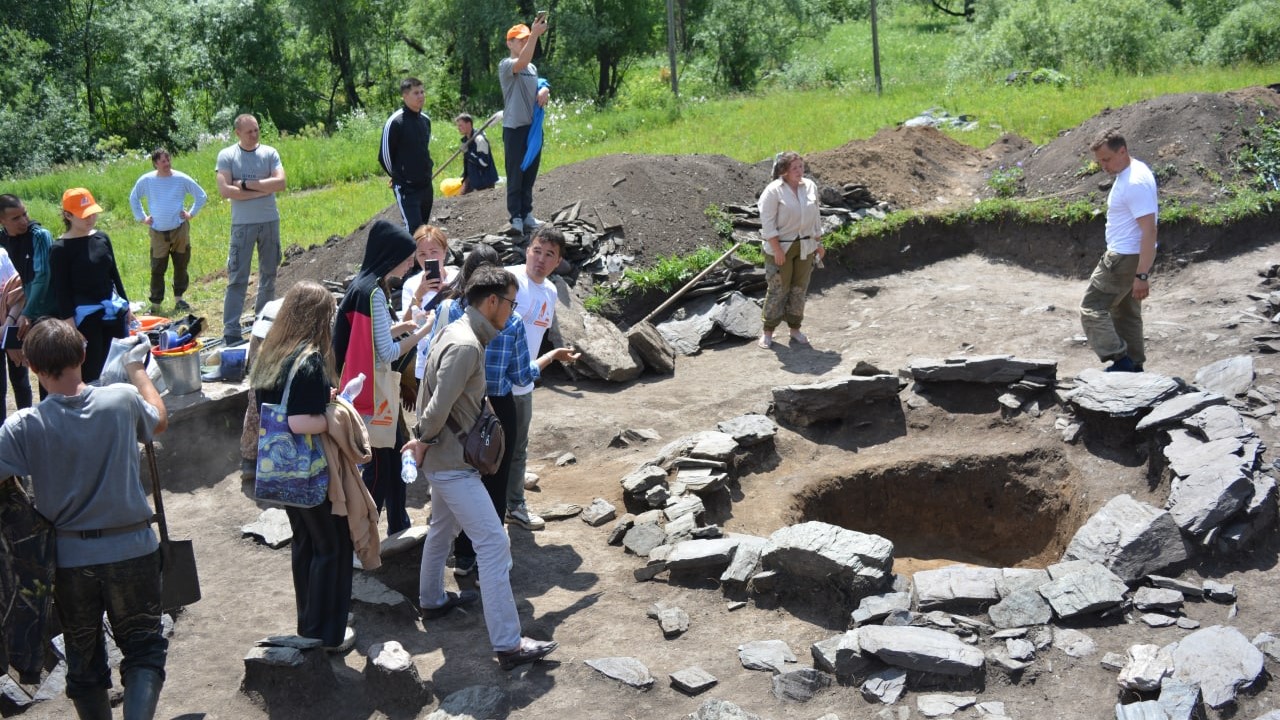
[440,282,578,576]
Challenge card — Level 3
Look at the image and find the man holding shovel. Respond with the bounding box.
[0,319,169,720]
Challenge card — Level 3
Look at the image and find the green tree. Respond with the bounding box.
[556,0,662,100]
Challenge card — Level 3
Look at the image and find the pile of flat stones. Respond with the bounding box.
[582,354,1280,719]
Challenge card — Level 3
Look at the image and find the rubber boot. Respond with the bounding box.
[122,668,163,720]
[71,688,112,720]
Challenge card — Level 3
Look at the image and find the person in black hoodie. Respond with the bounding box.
[333,220,433,536]
[380,78,435,234]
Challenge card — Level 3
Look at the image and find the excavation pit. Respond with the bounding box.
[790,447,1088,569]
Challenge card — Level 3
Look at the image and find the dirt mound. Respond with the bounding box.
[804,125,1030,211]
[1015,86,1280,203]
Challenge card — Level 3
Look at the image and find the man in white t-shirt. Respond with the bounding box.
[506,227,564,530]
[1080,131,1158,373]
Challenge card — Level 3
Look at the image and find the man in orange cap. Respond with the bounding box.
[500,16,550,235]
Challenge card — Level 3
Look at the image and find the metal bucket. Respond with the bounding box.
[153,341,203,395]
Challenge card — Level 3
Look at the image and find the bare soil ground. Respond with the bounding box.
[14,86,1280,720]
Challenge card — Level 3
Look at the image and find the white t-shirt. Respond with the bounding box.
[0,247,16,285]
[400,266,459,379]
[1104,158,1158,255]
[511,264,557,396]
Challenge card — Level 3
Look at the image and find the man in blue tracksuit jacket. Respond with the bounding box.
[380,77,434,234]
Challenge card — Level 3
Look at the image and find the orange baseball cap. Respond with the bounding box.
[62,188,103,218]
[507,24,530,40]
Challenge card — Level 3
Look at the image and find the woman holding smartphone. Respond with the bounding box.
[400,225,459,383]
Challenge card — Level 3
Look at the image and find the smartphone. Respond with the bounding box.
[1,325,21,350]
[425,259,442,281]
[535,9,548,23]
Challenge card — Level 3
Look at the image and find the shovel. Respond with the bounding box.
[145,442,201,610]
[431,109,504,181]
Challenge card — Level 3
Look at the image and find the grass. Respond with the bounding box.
[6,3,1280,332]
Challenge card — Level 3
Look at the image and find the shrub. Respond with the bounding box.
[1199,1,1280,65]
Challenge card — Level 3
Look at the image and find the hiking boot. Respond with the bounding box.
[1105,356,1139,373]
[496,637,558,670]
[122,668,163,720]
[453,555,477,577]
[506,504,545,531]
[72,689,112,720]
[419,590,479,620]
[174,298,191,312]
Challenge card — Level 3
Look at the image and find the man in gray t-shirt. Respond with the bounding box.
[500,17,550,235]
[0,319,168,719]
[215,113,287,346]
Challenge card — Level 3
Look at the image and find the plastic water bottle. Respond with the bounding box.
[339,372,366,402]
[400,449,418,484]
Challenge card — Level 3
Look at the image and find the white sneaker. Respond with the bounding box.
[522,214,541,231]
[506,505,545,531]
[510,217,524,234]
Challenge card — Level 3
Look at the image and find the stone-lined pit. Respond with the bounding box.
[789,447,1087,568]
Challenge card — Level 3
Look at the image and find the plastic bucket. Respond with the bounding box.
[153,340,203,395]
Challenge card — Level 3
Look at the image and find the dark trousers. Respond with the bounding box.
[55,549,167,699]
[284,501,353,646]
[0,353,33,423]
[148,225,191,305]
[362,419,411,535]
[77,313,127,385]
[453,392,517,564]
[503,125,541,222]
[393,185,433,235]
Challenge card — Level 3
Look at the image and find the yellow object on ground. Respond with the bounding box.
[441,178,463,197]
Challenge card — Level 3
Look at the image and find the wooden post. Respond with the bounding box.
[666,0,680,96]
[871,0,883,97]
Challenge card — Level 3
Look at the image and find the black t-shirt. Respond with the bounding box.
[257,350,331,416]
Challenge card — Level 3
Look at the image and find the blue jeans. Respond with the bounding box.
[55,549,167,699]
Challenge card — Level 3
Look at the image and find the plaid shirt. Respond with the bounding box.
[446,299,540,396]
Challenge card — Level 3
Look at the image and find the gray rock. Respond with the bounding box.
[540,503,581,520]
[688,699,764,720]
[657,292,761,355]
[1251,631,1280,662]
[738,639,797,673]
[916,694,977,718]
[1141,613,1178,627]
[997,567,1051,597]
[908,355,1056,384]
[1194,356,1254,397]
[607,513,636,545]
[1176,617,1201,630]
[812,630,872,677]
[241,508,293,548]
[1066,369,1181,416]
[1158,679,1202,720]
[633,560,668,582]
[857,625,985,676]
[976,701,1009,718]
[1052,628,1098,658]
[670,667,717,695]
[665,495,706,522]
[913,566,1002,609]
[1006,638,1035,661]
[772,375,901,426]
[771,668,833,702]
[1184,404,1252,440]
[987,649,1029,673]
[351,574,410,607]
[1115,700,1170,720]
[1164,433,1249,480]
[1135,391,1229,431]
[623,522,667,557]
[1148,574,1204,597]
[547,282,643,382]
[991,628,1028,640]
[720,535,767,586]
[1203,580,1237,602]
[580,498,617,527]
[1101,652,1128,671]
[714,291,765,339]
[257,635,322,650]
[762,522,895,600]
[1170,625,1264,708]
[647,604,691,637]
[1134,587,1185,612]
[423,685,506,720]
[1117,643,1174,692]
[1038,562,1129,619]
[625,321,676,374]
[1046,559,1095,580]
[860,667,908,704]
[677,467,727,495]
[716,414,778,447]
[663,513,699,544]
[988,589,1053,628]
[852,591,914,625]
[584,657,655,688]
[621,464,668,496]
[645,484,671,509]
[612,427,662,447]
[1062,494,1189,583]
[242,644,335,702]
[689,431,739,461]
[364,641,432,710]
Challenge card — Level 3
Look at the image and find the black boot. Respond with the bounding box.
[122,668,163,720]
[71,688,112,720]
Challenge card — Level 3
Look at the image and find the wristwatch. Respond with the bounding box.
[239,178,248,191]
[1135,272,1150,281]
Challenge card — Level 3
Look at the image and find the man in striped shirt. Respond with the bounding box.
[129,148,208,313]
